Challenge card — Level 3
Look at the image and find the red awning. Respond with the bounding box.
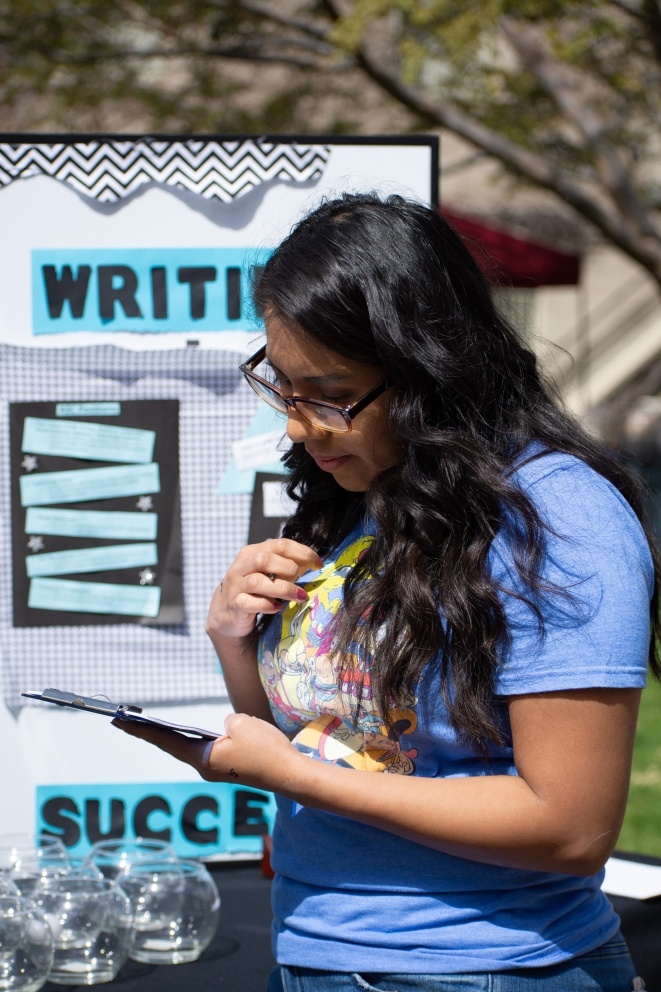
[442,208,580,287]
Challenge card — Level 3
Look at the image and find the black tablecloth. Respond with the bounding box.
[42,855,661,991]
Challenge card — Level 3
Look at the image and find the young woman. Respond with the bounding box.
[115,193,659,991]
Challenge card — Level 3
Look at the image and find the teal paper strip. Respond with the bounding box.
[55,403,121,417]
[26,542,158,578]
[28,578,161,617]
[25,507,158,540]
[20,463,160,507]
[22,417,155,463]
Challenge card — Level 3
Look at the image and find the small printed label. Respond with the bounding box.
[56,403,121,417]
[231,431,284,472]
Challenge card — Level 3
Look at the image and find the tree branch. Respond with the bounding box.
[51,44,328,70]
[320,0,661,281]
[205,0,330,43]
[605,0,647,17]
[502,16,661,242]
[441,151,488,176]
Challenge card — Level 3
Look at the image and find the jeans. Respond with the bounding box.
[266,932,640,991]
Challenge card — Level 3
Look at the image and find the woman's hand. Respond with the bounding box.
[206,538,322,641]
[113,688,640,874]
[112,713,302,793]
[204,537,320,722]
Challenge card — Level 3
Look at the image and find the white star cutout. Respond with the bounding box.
[27,535,45,552]
[136,495,153,511]
[138,568,156,585]
[21,454,39,472]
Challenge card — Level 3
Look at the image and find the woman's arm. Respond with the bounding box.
[114,685,640,876]
[206,630,274,724]
[280,687,640,876]
[205,537,322,721]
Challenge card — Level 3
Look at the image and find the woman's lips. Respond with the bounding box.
[310,454,351,471]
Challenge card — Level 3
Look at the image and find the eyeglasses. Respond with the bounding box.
[239,346,390,433]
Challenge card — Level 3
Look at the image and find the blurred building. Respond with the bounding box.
[459,212,661,541]
[440,131,661,541]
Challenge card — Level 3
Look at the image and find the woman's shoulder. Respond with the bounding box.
[491,446,654,694]
[512,445,635,515]
[509,444,654,590]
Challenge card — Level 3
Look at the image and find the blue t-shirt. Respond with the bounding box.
[257,450,654,973]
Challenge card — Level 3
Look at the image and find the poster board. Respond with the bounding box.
[10,399,182,627]
[0,134,438,856]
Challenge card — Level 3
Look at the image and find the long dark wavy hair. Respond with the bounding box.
[253,192,661,753]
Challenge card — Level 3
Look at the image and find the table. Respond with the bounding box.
[609,851,661,988]
[41,855,661,991]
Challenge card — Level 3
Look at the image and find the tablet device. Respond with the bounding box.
[22,688,220,740]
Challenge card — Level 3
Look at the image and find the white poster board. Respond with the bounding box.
[0,135,437,857]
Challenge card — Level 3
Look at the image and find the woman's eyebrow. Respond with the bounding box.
[266,358,352,386]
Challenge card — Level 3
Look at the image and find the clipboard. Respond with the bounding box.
[22,688,220,740]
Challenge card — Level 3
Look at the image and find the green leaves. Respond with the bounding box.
[1,0,661,283]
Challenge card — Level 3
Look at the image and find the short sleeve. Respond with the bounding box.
[491,453,654,696]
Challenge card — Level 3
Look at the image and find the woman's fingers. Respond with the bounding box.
[225,540,319,610]
[111,719,206,763]
[113,713,301,792]
[207,538,321,638]
[239,540,322,601]
[238,541,322,581]
[260,538,323,571]
[242,569,307,605]
[111,719,227,772]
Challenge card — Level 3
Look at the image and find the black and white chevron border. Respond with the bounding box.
[0,138,331,203]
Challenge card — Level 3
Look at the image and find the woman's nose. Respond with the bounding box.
[285,409,328,444]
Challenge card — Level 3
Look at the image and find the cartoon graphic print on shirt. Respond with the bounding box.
[258,530,418,774]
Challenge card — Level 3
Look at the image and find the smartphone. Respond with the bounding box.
[22,688,220,740]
